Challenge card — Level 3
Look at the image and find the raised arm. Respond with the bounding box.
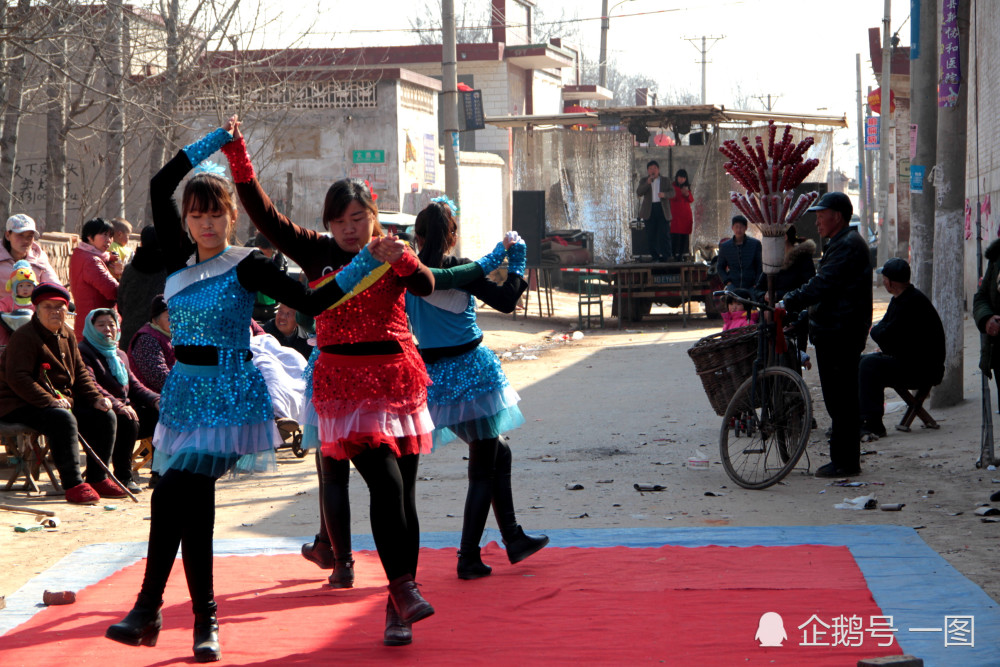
[152,126,233,272]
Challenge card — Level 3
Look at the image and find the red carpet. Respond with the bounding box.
[0,543,900,665]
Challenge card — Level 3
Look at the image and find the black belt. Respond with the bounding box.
[321,340,403,356]
[175,345,252,366]
[419,336,482,363]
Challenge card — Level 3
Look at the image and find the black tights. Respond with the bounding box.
[350,446,420,582]
[461,437,517,551]
[139,468,218,611]
[315,452,352,561]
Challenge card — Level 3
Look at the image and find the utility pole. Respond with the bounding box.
[855,54,868,238]
[599,0,609,89]
[753,94,779,112]
[442,0,460,253]
[865,86,875,240]
[876,0,893,267]
[910,0,938,295]
[931,0,970,408]
[683,35,725,104]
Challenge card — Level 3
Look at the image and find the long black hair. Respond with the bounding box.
[674,168,691,188]
[414,201,457,269]
[81,217,114,244]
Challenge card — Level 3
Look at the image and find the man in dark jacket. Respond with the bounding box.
[718,216,763,289]
[0,283,118,504]
[858,258,945,438]
[782,192,873,478]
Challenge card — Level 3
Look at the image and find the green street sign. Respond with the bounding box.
[352,150,385,164]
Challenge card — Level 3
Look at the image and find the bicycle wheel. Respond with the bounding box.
[719,366,812,489]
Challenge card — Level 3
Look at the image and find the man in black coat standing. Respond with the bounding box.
[782,192,873,478]
[718,215,763,289]
[858,258,945,439]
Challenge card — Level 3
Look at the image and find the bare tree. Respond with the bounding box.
[409,0,491,44]
[0,0,36,219]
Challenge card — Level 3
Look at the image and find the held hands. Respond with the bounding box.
[503,230,522,250]
[370,234,406,264]
[223,114,242,139]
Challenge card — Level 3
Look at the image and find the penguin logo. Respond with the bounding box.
[755,611,788,647]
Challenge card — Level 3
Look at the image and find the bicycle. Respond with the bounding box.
[715,290,813,489]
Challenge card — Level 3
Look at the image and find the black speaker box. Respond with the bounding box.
[512,190,545,267]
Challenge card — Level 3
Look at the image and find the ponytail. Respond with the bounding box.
[414,202,457,268]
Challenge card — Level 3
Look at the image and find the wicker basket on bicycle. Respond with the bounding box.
[687,325,759,416]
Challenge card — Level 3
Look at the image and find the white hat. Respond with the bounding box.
[6,214,38,237]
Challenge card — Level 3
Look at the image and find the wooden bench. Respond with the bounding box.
[893,386,940,432]
[0,422,61,494]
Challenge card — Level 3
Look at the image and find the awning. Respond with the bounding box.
[562,84,613,102]
[503,43,576,69]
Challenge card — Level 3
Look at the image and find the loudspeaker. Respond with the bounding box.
[513,190,545,266]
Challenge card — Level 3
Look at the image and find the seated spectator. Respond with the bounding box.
[0,283,120,504]
[117,226,168,350]
[249,329,307,422]
[79,308,160,493]
[127,295,174,394]
[859,258,945,440]
[263,303,312,359]
[69,217,122,341]
[248,234,288,322]
[109,217,134,265]
[722,289,759,331]
[0,214,60,346]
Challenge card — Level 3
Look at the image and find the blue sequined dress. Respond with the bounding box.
[152,247,281,477]
[405,256,528,448]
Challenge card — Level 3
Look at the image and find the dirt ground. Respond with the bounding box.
[2,286,999,608]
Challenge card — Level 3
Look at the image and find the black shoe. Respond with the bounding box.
[864,421,888,438]
[327,557,355,588]
[301,537,334,569]
[814,462,861,478]
[991,490,1000,503]
[457,548,493,580]
[387,574,434,625]
[147,472,160,489]
[383,596,412,646]
[125,480,143,494]
[192,601,221,663]
[106,593,162,647]
[502,526,549,564]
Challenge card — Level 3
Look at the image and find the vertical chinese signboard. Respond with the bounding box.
[864,117,880,151]
[939,0,961,107]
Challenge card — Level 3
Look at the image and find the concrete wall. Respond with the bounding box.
[964,0,1000,308]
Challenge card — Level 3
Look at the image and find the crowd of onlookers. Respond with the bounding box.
[0,213,313,505]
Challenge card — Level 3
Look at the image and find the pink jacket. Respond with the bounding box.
[0,242,60,312]
[69,243,119,341]
[722,310,759,331]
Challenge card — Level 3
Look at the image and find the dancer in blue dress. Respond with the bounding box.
[405,199,548,579]
[105,118,383,662]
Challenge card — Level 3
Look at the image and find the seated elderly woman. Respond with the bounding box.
[127,295,174,394]
[79,308,160,493]
[0,283,120,504]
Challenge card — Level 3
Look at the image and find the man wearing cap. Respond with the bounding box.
[0,282,119,504]
[781,192,873,478]
[718,215,764,289]
[859,258,945,439]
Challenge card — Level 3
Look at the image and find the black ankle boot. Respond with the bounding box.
[105,593,163,647]
[387,574,434,625]
[327,556,355,588]
[192,601,221,663]
[383,595,412,646]
[457,547,493,580]
[503,526,549,564]
[301,536,334,569]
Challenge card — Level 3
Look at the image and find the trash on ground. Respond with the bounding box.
[982,517,1000,523]
[571,331,584,340]
[634,483,665,492]
[948,512,964,516]
[521,355,538,360]
[834,481,867,487]
[687,457,710,470]
[834,495,878,510]
[103,505,118,511]
[565,483,584,490]
[13,525,42,532]
[880,503,905,511]
[596,479,614,484]
[540,457,558,463]
[572,513,589,519]
[973,506,1000,516]
[42,590,76,605]
[39,517,60,528]
[704,491,725,497]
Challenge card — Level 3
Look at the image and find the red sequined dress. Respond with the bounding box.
[222,137,434,461]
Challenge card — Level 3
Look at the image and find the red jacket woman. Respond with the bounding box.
[69,218,121,341]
